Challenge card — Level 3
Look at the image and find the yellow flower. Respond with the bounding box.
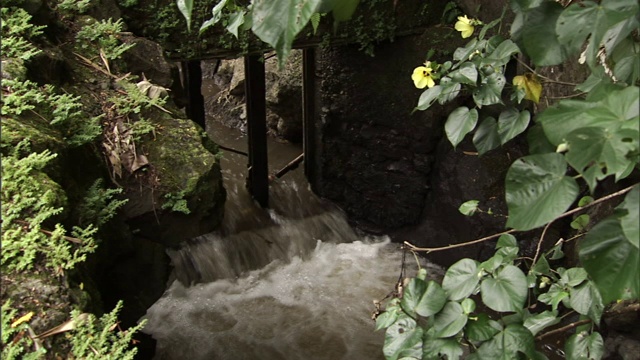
[455,15,476,38]
[412,63,436,89]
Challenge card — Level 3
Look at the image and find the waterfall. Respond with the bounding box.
[141,125,443,359]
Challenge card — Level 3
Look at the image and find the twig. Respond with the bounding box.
[14,220,83,244]
[532,183,637,264]
[536,319,591,341]
[405,183,637,255]
[404,229,517,253]
[514,57,578,86]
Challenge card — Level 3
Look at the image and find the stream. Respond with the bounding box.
[141,115,442,359]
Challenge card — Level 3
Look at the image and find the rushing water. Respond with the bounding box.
[141,112,442,359]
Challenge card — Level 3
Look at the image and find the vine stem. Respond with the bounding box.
[532,183,638,265]
[404,183,637,255]
[514,57,578,86]
[14,219,83,244]
[536,319,591,341]
[404,229,517,253]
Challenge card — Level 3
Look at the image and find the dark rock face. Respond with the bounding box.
[314,28,466,230]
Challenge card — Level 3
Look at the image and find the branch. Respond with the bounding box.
[532,183,637,264]
[405,183,638,255]
[404,229,517,253]
[536,319,591,341]
[14,220,83,244]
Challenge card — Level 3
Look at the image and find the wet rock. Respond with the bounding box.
[121,108,226,247]
[25,47,70,86]
[314,27,466,230]
[121,36,178,89]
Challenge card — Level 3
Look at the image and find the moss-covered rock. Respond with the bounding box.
[121,108,226,247]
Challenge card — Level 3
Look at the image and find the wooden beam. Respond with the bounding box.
[244,54,269,208]
[302,48,316,188]
[181,60,206,129]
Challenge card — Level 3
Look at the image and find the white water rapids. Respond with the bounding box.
[141,121,443,359]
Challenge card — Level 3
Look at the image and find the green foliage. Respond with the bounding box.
[1,78,102,147]
[378,0,640,358]
[1,301,144,360]
[377,239,606,359]
[75,18,135,60]
[69,301,145,360]
[1,144,98,273]
[109,80,167,140]
[178,0,362,66]
[77,179,128,227]
[55,0,95,15]
[162,191,191,214]
[0,7,44,61]
[1,301,44,360]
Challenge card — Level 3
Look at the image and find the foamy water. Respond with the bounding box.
[143,235,442,360]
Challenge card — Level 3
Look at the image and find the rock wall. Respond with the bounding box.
[313,28,467,231]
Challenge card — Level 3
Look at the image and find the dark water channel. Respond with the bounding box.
[141,88,439,359]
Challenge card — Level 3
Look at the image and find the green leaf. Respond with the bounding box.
[579,196,595,207]
[505,153,579,231]
[570,281,604,323]
[226,11,246,38]
[556,1,600,56]
[459,200,479,216]
[375,299,401,330]
[415,85,443,111]
[538,283,569,311]
[422,337,463,360]
[415,281,448,317]
[517,2,569,66]
[495,245,518,264]
[445,106,478,148]
[330,0,360,22]
[619,186,639,247]
[251,0,322,68]
[473,117,501,155]
[383,316,423,360]
[472,72,506,107]
[565,127,639,191]
[537,100,598,146]
[523,310,560,336]
[497,108,530,145]
[438,78,461,105]
[453,39,483,63]
[579,216,640,304]
[570,214,590,230]
[200,0,228,34]
[401,278,426,318]
[480,254,504,273]
[433,301,468,338]
[484,39,520,68]
[561,267,588,287]
[566,331,604,360]
[527,123,555,154]
[461,298,476,314]
[481,265,528,312]
[466,313,501,342]
[530,256,550,276]
[176,0,194,32]
[449,63,478,85]
[475,324,536,359]
[442,259,481,301]
[497,234,517,249]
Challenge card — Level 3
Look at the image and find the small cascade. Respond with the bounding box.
[142,124,443,359]
[167,210,360,285]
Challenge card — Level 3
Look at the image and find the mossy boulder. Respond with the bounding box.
[121,109,226,247]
